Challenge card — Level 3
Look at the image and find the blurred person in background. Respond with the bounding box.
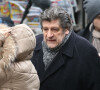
[78,0,100,56]
[20,0,51,24]
[0,16,14,27]
[31,6,100,90]
[0,24,40,90]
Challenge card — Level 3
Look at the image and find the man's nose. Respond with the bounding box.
[47,30,53,38]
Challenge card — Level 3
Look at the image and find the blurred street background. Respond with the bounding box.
[0,0,86,35]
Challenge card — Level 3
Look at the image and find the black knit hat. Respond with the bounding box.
[83,0,100,23]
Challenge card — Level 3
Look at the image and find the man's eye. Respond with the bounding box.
[52,28,59,31]
[54,29,59,31]
[43,28,48,31]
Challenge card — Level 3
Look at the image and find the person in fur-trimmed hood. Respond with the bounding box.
[78,0,100,56]
[0,24,40,90]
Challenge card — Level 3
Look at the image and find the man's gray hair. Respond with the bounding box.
[40,6,72,31]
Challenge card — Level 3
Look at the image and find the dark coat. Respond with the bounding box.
[78,23,93,43]
[31,31,100,90]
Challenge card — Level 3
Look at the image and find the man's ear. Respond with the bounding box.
[65,30,69,35]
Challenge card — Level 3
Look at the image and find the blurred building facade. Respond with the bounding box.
[0,0,86,34]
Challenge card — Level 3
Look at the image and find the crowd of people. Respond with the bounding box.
[0,0,100,90]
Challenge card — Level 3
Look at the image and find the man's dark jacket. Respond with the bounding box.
[31,31,100,90]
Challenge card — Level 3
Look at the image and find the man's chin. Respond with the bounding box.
[47,44,57,49]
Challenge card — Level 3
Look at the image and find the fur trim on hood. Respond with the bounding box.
[0,24,36,69]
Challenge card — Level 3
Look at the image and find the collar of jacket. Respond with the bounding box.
[35,31,76,58]
[60,31,75,57]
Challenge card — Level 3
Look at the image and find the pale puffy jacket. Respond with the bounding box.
[0,24,40,90]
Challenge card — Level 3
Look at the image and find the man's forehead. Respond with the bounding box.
[42,19,60,24]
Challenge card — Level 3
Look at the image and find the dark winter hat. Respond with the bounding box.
[83,0,100,23]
